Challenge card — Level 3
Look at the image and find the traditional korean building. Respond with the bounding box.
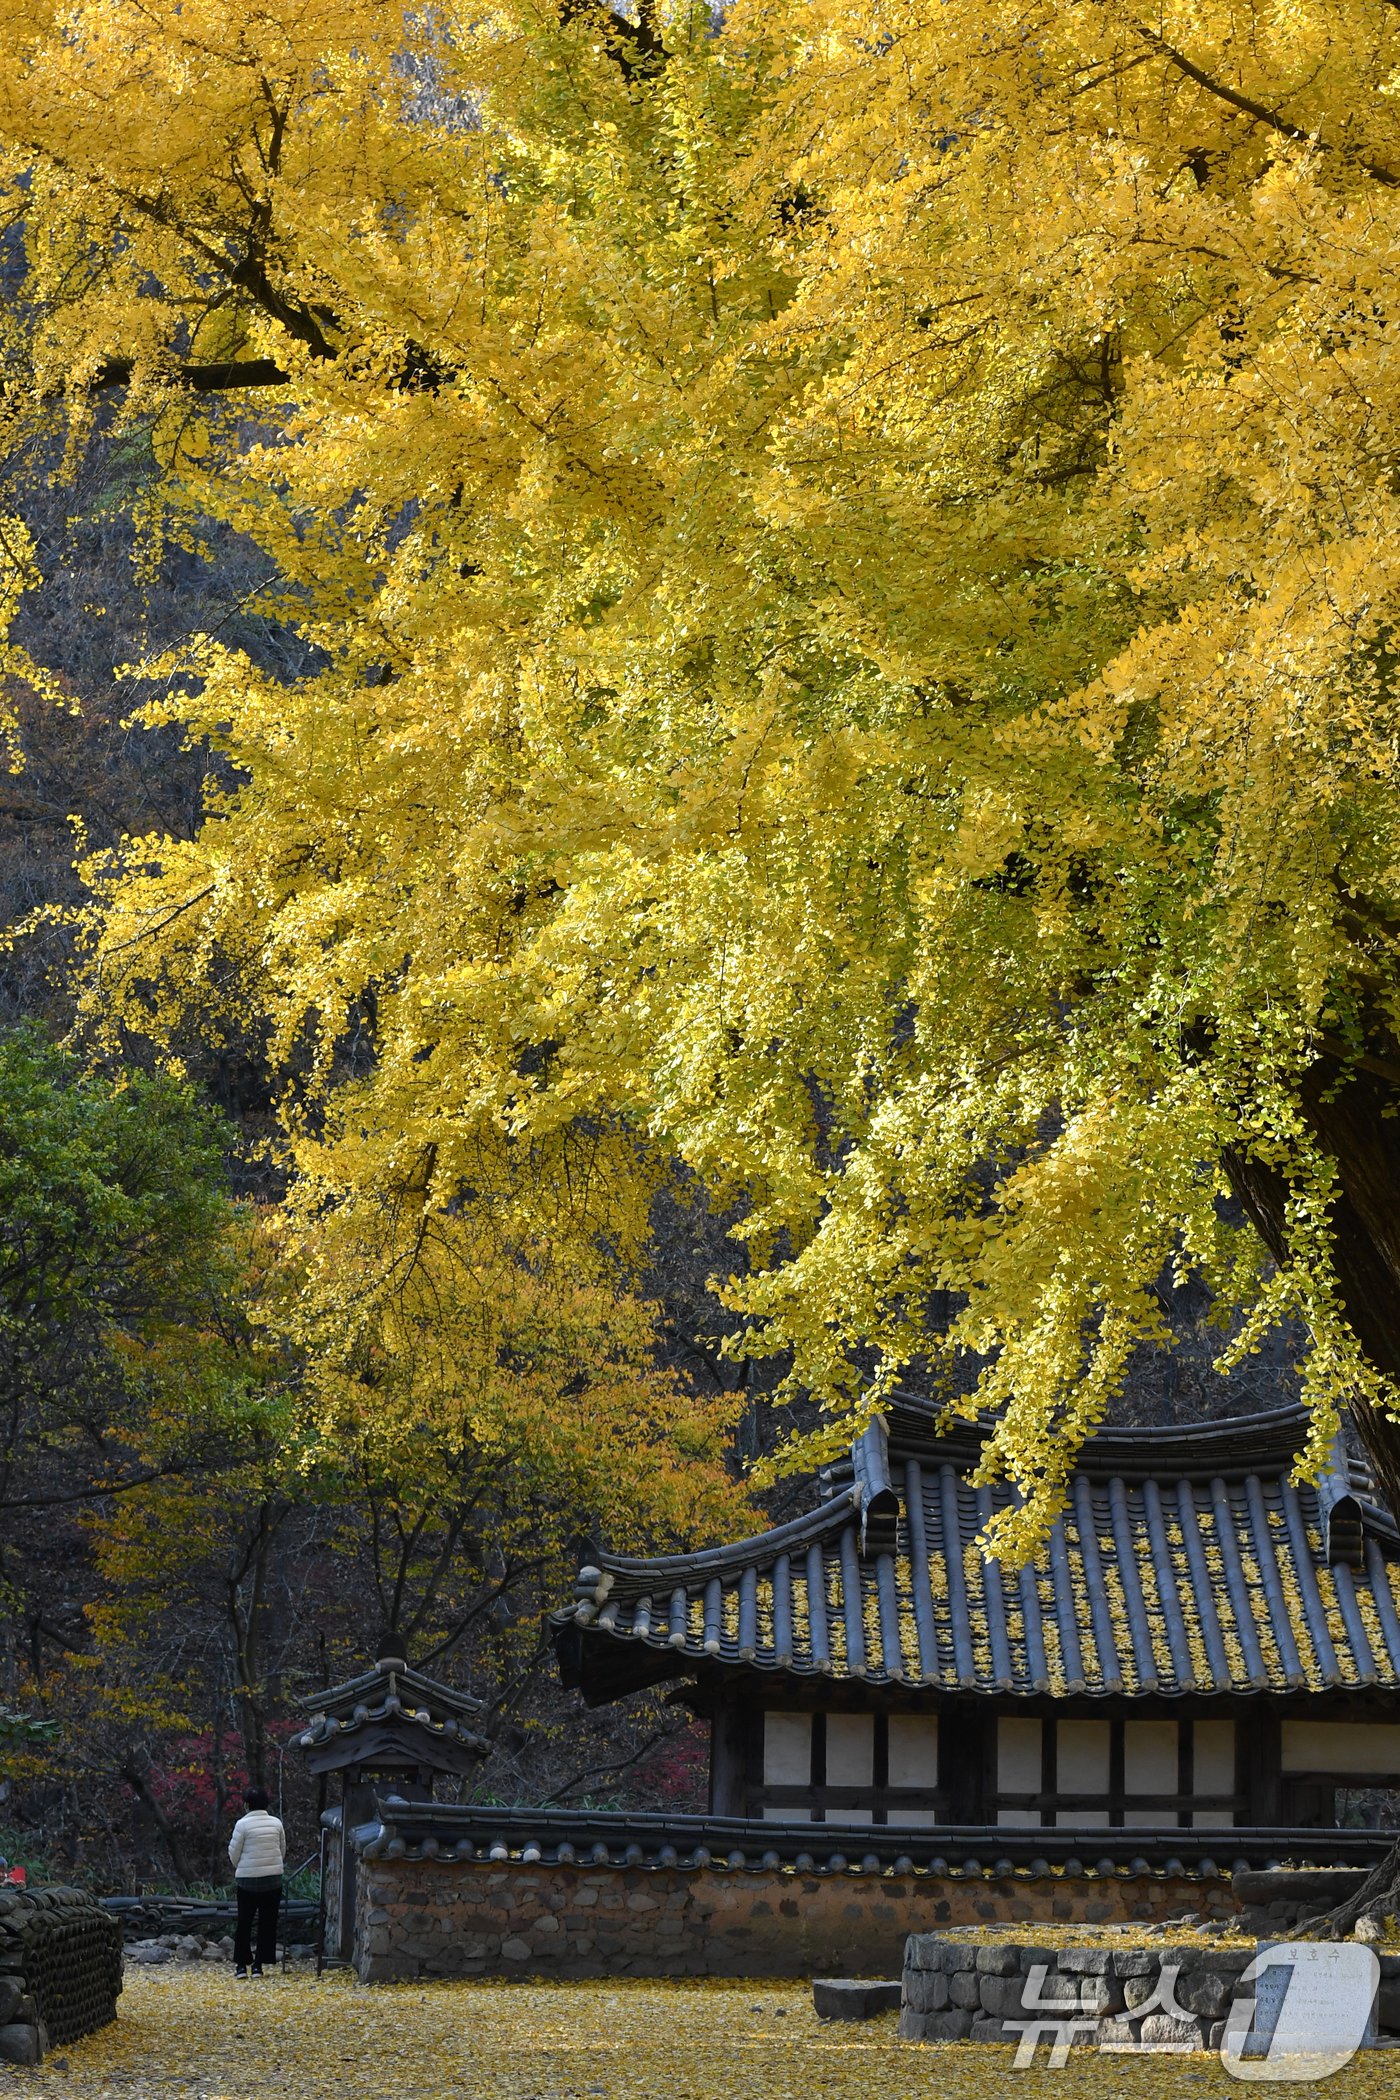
[296,1638,489,1962]
[551,1399,1400,1836]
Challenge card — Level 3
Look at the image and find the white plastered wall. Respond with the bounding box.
[825,1713,874,1786]
[887,1715,938,1788]
[997,1717,1042,1794]
[762,1712,811,1786]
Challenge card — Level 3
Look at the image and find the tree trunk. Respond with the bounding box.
[1223,1049,1400,1934]
[1221,1050,1400,1517]
[1287,1837,1400,1940]
[226,1502,279,1789]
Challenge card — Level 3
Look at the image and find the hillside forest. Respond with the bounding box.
[3,0,1400,1887]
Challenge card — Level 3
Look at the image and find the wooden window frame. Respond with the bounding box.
[993,1716,1245,1829]
[755,1711,951,1825]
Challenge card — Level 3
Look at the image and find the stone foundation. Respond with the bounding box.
[898,1934,1400,2050]
[351,1853,1239,1981]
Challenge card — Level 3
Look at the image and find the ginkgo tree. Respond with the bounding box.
[3,0,1400,1553]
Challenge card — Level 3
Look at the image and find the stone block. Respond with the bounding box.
[1023,1969,1080,2006]
[1058,1948,1113,1974]
[933,2008,974,2041]
[949,1972,980,2009]
[1378,1981,1400,2032]
[1098,2017,1139,2048]
[813,1979,902,2020]
[1178,1947,1254,1977]
[902,1970,949,2015]
[1175,1967,1234,2021]
[0,1982,19,2025]
[904,1934,949,1973]
[0,2024,41,2066]
[1138,2013,1205,2049]
[1052,1975,1122,2018]
[975,1944,1024,1975]
[978,1975,1028,2019]
[1123,1974,1158,2011]
[500,1938,531,1962]
[899,2007,974,2042]
[1112,1949,1156,1978]
[970,2015,1015,2043]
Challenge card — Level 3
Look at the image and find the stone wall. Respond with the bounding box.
[0,1886,123,2064]
[350,1851,1238,1981]
[898,1934,1400,2050]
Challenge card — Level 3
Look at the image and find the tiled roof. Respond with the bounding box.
[351,1801,1389,1879]
[296,1661,489,1767]
[553,1403,1400,1702]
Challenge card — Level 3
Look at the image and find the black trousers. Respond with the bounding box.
[234,1879,281,1969]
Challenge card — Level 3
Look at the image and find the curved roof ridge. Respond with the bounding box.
[591,1487,857,1589]
[880,1393,1319,1477]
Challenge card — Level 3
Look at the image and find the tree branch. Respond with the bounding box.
[93,356,291,393]
[1131,21,1400,186]
[541,1720,688,1805]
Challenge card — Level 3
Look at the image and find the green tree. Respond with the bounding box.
[0,1029,258,1726]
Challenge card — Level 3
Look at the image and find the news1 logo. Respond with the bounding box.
[1220,1943,1379,2082]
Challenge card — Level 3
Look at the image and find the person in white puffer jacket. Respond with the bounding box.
[228,1787,286,1977]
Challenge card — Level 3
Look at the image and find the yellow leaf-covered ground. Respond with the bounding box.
[6,1967,1400,2100]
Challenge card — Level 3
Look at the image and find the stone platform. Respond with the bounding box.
[898,1934,1400,2050]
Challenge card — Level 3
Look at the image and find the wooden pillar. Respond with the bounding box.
[944,1706,988,1822]
[339,1774,377,1960]
[708,1695,752,1817]
[1244,1704,1282,1825]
